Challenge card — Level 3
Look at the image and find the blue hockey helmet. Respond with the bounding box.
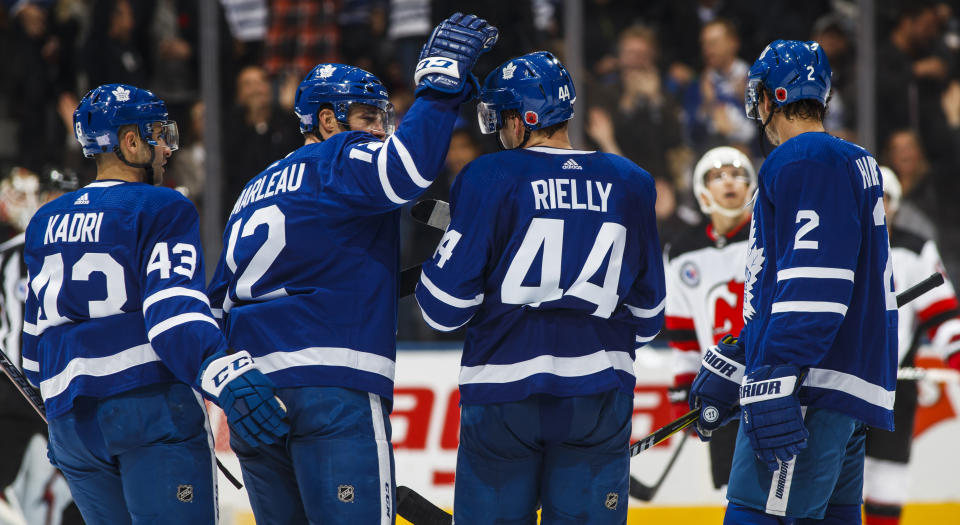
[73,84,179,158]
[294,63,395,136]
[477,51,575,135]
[744,40,832,120]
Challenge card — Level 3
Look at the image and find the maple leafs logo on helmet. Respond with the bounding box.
[502,62,517,80]
[317,64,337,79]
[111,86,130,102]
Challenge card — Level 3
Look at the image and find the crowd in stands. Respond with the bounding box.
[2,0,959,340]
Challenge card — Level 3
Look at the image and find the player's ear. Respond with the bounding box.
[119,127,141,159]
[317,108,340,139]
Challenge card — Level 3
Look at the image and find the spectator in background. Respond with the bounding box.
[387,0,431,88]
[82,0,148,89]
[876,1,954,161]
[685,18,755,154]
[653,176,700,249]
[220,0,268,64]
[811,13,856,137]
[587,25,686,183]
[5,0,80,172]
[222,65,301,208]
[168,100,206,210]
[149,0,199,117]
[340,0,387,73]
[882,129,939,241]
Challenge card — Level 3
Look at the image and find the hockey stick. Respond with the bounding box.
[629,428,688,501]
[897,366,960,383]
[400,263,422,298]
[397,199,451,299]
[0,346,245,489]
[397,485,452,525]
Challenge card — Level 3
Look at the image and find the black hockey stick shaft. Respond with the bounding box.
[629,428,688,501]
[397,485,452,525]
[400,263,422,298]
[0,345,244,489]
[896,271,944,308]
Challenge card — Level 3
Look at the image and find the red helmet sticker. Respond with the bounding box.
[775,87,788,102]
[525,111,539,125]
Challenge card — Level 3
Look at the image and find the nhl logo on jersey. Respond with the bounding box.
[176,484,193,503]
[525,111,539,125]
[337,484,355,503]
[775,87,788,102]
[680,261,700,287]
[604,492,619,510]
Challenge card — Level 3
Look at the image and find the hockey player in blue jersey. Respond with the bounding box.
[205,13,497,525]
[21,84,289,525]
[688,40,898,524]
[415,51,666,524]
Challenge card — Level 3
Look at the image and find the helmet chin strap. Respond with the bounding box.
[115,146,156,184]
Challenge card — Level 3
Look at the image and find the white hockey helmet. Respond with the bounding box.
[693,146,757,217]
[880,165,901,214]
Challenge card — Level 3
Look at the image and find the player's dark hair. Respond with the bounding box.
[501,109,569,138]
[95,124,140,167]
[759,84,829,122]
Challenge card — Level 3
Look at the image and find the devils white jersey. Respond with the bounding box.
[890,227,960,365]
[664,219,750,386]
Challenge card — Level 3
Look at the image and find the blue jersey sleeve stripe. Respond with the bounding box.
[389,135,431,188]
[776,267,855,282]
[420,272,484,308]
[142,287,211,313]
[804,367,895,410]
[21,357,39,372]
[22,318,72,337]
[23,321,38,336]
[147,312,219,340]
[39,343,158,400]
[771,301,848,315]
[459,350,635,385]
[254,346,396,382]
[376,138,410,205]
[625,298,666,318]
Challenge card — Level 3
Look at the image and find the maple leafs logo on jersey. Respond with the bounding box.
[111,86,130,102]
[743,215,764,322]
[502,62,517,80]
[317,64,337,79]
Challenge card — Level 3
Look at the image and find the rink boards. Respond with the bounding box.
[209,345,960,524]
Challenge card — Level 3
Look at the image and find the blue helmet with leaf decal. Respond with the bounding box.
[73,84,179,158]
[477,51,575,134]
[744,40,831,120]
[294,63,395,136]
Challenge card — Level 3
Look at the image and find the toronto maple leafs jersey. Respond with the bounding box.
[22,181,227,419]
[415,146,666,405]
[207,93,463,400]
[740,132,898,430]
[889,228,960,366]
[665,218,750,388]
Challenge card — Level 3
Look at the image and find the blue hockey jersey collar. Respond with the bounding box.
[526,146,596,155]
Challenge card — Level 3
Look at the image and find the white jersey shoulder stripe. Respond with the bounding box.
[459,349,634,385]
[40,343,158,400]
[635,331,660,344]
[625,298,666,318]
[85,181,124,188]
[420,272,484,309]
[803,368,895,410]
[21,357,39,372]
[776,267,855,282]
[389,135,431,188]
[147,312,219,340]
[255,346,396,382]
[527,146,597,155]
[771,301,848,316]
[143,287,211,313]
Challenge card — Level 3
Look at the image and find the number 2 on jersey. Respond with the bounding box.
[225,204,287,301]
[501,218,626,318]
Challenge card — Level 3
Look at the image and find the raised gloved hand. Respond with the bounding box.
[740,364,809,472]
[688,335,745,441]
[200,349,290,447]
[414,12,498,95]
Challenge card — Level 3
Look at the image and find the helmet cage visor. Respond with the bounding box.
[745,77,762,120]
[348,99,395,137]
[144,121,179,152]
[476,88,522,135]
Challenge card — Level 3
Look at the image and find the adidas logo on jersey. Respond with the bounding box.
[562,158,582,170]
[74,193,90,205]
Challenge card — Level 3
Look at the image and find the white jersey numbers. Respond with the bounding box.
[147,242,198,280]
[226,204,287,301]
[433,229,462,269]
[794,210,820,250]
[30,251,127,331]
[501,218,626,318]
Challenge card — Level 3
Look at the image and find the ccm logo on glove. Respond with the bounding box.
[202,350,254,397]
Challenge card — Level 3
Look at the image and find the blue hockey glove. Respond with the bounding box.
[688,335,745,441]
[740,364,809,472]
[414,12,498,95]
[200,350,290,447]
